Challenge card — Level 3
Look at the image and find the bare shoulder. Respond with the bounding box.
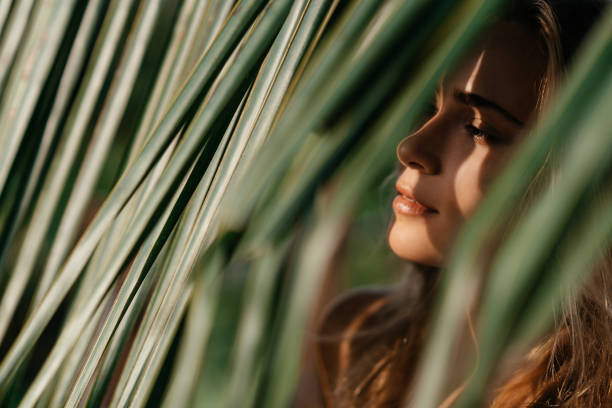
[314,287,394,404]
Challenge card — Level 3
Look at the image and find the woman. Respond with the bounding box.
[314,1,609,407]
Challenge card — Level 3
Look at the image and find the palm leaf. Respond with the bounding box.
[0,0,610,407]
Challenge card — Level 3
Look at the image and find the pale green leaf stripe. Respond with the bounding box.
[263,209,347,408]
[16,160,191,408]
[119,166,219,407]
[0,0,105,270]
[64,170,186,406]
[220,0,384,229]
[0,0,59,127]
[58,0,256,290]
[106,47,249,405]
[62,141,178,385]
[144,0,337,395]
[0,0,14,42]
[34,370,58,408]
[47,292,112,408]
[108,139,233,406]
[456,72,612,407]
[0,0,136,344]
[79,124,181,312]
[0,0,35,88]
[87,0,202,290]
[74,94,240,407]
[0,0,77,194]
[23,285,115,408]
[209,125,346,407]
[224,240,290,408]
[61,171,185,407]
[228,0,338,189]
[181,0,237,82]
[80,224,178,408]
[412,6,612,407]
[128,0,209,161]
[47,290,111,408]
[241,124,347,252]
[260,0,385,136]
[85,251,165,407]
[68,138,177,318]
[24,0,140,319]
[130,285,192,408]
[217,0,313,170]
[61,149,195,405]
[152,68,296,404]
[161,253,223,408]
[33,0,162,308]
[202,1,238,62]
[179,0,333,262]
[111,215,201,406]
[0,0,270,385]
[105,3,310,397]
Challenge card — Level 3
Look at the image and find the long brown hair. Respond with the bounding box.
[318,1,610,406]
[491,252,612,407]
[490,1,611,406]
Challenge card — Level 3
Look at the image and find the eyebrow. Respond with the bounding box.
[453,90,524,126]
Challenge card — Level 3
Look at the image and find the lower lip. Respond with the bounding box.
[393,195,435,216]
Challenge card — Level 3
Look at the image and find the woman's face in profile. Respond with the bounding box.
[388,21,547,267]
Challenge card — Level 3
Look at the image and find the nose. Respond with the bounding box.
[396,123,442,175]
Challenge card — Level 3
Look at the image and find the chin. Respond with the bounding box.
[387,218,444,267]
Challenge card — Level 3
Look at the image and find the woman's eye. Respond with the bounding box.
[466,124,494,144]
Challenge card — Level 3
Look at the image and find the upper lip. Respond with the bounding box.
[395,183,438,213]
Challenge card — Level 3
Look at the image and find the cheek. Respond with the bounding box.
[452,148,488,216]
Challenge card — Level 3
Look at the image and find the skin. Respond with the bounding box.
[388,21,547,267]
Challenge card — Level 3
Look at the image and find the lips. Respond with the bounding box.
[393,184,437,216]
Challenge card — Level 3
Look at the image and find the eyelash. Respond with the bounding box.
[416,102,501,145]
[466,124,496,144]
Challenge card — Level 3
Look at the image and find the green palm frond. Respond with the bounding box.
[0,0,610,407]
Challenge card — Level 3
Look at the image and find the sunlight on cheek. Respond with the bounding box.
[453,149,486,216]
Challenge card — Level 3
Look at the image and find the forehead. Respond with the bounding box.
[445,22,547,123]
